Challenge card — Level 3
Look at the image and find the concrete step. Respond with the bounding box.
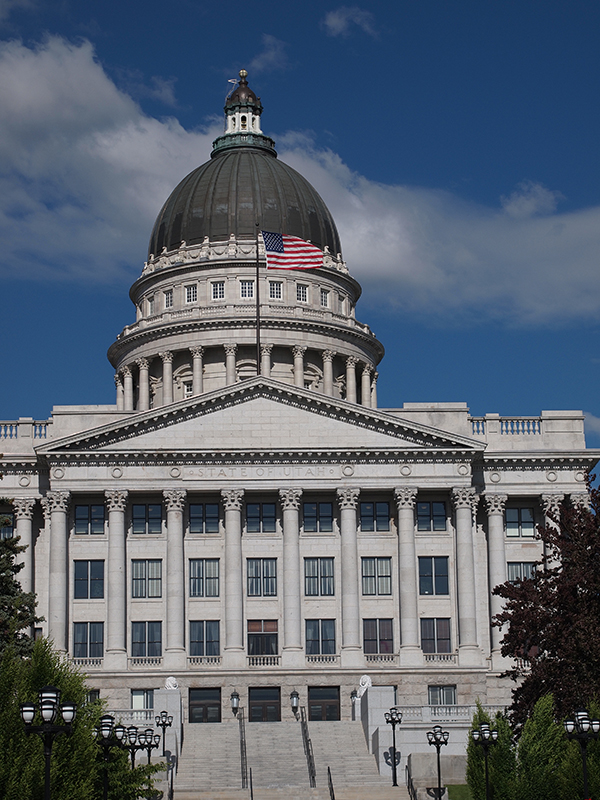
[175,787,410,800]
[310,722,388,787]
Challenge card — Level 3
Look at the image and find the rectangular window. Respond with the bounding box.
[304,557,334,596]
[420,618,451,654]
[74,505,105,535]
[147,295,155,315]
[363,619,393,654]
[269,281,282,300]
[240,280,254,298]
[303,502,333,532]
[320,288,329,308]
[189,503,219,534]
[211,281,225,300]
[361,557,392,595]
[184,381,193,397]
[73,622,104,659]
[189,559,220,597]
[132,504,162,535]
[428,685,457,705]
[506,507,535,538]
[131,560,162,598]
[418,557,449,595]
[305,619,335,655]
[246,502,276,533]
[247,559,277,597]
[0,512,14,539]
[247,619,278,656]
[360,502,390,532]
[74,560,104,599]
[132,621,162,657]
[417,502,447,531]
[131,689,154,710]
[190,620,220,657]
[164,289,173,309]
[185,284,197,303]
[296,284,308,302]
[507,562,536,582]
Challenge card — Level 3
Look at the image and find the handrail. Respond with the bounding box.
[327,766,336,800]
[406,764,418,800]
[300,706,317,788]
[239,707,248,789]
[249,766,254,800]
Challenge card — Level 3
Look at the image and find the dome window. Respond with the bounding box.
[185,285,197,304]
[211,281,225,300]
[164,289,173,309]
[320,289,329,308]
[296,284,308,303]
[241,115,247,130]
[269,281,282,300]
[240,280,254,299]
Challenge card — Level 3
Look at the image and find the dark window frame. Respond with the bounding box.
[304,557,334,596]
[132,504,162,535]
[418,556,449,595]
[247,558,277,597]
[361,557,392,596]
[305,619,336,655]
[74,560,104,599]
[131,621,162,657]
[189,503,220,534]
[420,618,451,654]
[360,501,390,532]
[73,621,104,659]
[303,502,334,533]
[417,501,447,532]
[189,558,220,597]
[246,502,277,533]
[74,504,105,535]
[363,618,393,654]
[189,620,220,657]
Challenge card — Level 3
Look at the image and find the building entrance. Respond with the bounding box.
[308,686,340,720]
[189,688,221,723]
[248,687,281,721]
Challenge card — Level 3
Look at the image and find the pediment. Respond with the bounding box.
[36,378,485,456]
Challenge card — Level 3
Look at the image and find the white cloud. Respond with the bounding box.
[249,34,288,73]
[323,6,377,37]
[585,413,600,436]
[501,180,564,219]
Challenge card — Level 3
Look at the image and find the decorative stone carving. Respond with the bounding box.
[279,488,302,511]
[13,498,36,520]
[470,493,480,519]
[541,493,563,517]
[190,346,204,358]
[484,494,508,515]
[292,345,307,359]
[224,343,238,356]
[361,363,371,376]
[160,351,173,363]
[164,676,179,690]
[322,350,336,362]
[357,675,372,698]
[346,356,358,368]
[114,373,123,388]
[260,344,273,356]
[163,489,187,511]
[571,492,590,510]
[45,491,70,513]
[105,490,128,512]
[451,487,477,509]
[336,487,360,509]
[394,486,418,509]
[40,497,50,528]
[221,488,244,511]
[121,365,132,378]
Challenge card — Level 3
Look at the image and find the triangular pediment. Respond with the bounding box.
[36,378,485,456]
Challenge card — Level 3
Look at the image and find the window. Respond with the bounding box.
[185,284,197,303]
[421,618,451,654]
[132,560,162,598]
[240,280,254,298]
[417,502,447,531]
[131,689,154,710]
[247,559,277,597]
[184,381,193,398]
[132,621,162,657]
[303,502,333,532]
[296,283,308,302]
[363,619,393,654]
[428,685,456,705]
[305,619,335,655]
[1,512,14,539]
[320,288,329,308]
[147,295,155,315]
[132,504,162,535]
[506,507,535,538]
[189,503,219,534]
[247,620,278,655]
[74,505,105,535]
[87,689,101,704]
[246,502,276,533]
[507,562,536,582]
[211,281,225,300]
[269,281,282,300]
[189,559,220,597]
[164,289,173,309]
[73,622,103,659]
[190,621,220,657]
[360,502,390,531]
[361,557,392,595]
[304,557,334,596]
[418,557,449,595]
[74,560,104,599]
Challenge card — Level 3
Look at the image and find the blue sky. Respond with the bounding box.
[1,0,600,446]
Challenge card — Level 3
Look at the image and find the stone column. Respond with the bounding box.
[541,493,563,569]
[115,373,124,411]
[260,344,273,378]
[160,351,174,405]
[123,366,134,412]
[394,487,422,665]
[371,372,378,409]
[322,350,335,396]
[224,344,237,386]
[452,488,480,664]
[222,489,244,667]
[337,487,361,666]
[345,356,358,403]
[105,490,128,669]
[164,490,187,668]
[293,345,306,388]
[485,494,508,660]
[14,498,36,595]
[190,347,204,395]
[361,364,372,408]
[280,488,303,667]
[46,491,70,652]
[136,358,150,411]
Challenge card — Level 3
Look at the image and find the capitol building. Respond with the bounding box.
[1,71,597,789]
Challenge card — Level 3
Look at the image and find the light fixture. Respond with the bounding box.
[230,691,240,716]
[290,690,299,714]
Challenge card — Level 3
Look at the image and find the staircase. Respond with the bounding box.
[174,719,243,796]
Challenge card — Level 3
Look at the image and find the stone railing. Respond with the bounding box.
[107,708,156,724]
[469,411,585,450]
[398,704,507,724]
[247,655,281,667]
[306,654,339,665]
[470,416,542,436]
[0,419,50,440]
[128,657,163,668]
[365,653,399,666]
[71,657,103,669]
[187,656,222,667]
[424,652,458,664]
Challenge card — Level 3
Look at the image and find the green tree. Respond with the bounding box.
[466,703,515,800]
[514,694,565,800]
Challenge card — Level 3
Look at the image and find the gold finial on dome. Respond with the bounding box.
[239,69,248,81]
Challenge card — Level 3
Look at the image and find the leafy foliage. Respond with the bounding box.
[466,703,515,800]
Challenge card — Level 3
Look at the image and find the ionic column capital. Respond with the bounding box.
[159,350,173,364]
[279,488,302,511]
[45,491,70,513]
[221,488,244,511]
[394,486,418,509]
[105,490,128,513]
[190,346,204,358]
[337,487,360,510]
[163,489,187,512]
[13,498,36,520]
[322,349,336,363]
[484,494,508,515]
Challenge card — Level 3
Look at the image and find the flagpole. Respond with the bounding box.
[255,222,261,376]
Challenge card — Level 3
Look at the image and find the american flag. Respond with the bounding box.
[261,231,323,270]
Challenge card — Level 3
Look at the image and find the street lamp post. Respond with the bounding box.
[471,723,498,800]
[20,685,77,800]
[384,707,402,787]
[427,725,449,799]
[141,728,161,764]
[564,709,600,800]
[94,714,125,800]
[121,725,150,768]
[155,709,173,756]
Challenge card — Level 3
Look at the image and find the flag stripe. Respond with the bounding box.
[261,231,323,270]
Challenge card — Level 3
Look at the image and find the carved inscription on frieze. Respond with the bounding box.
[183,464,342,481]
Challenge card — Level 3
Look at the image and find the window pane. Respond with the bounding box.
[522,562,535,580]
[263,559,277,596]
[148,560,162,598]
[205,560,219,597]
[521,508,535,537]
[507,562,521,582]
[305,558,319,596]
[90,505,104,534]
[247,504,260,533]
[377,558,392,595]
[147,622,162,657]
[190,559,203,597]
[205,504,219,533]
[434,557,449,595]
[421,618,435,653]
[190,621,204,657]
[506,508,519,537]
[360,502,374,531]
[74,506,90,535]
[132,505,146,535]
[319,502,333,532]
[379,619,393,653]
[306,620,320,654]
[321,558,334,596]
[89,622,104,657]
[73,623,88,658]
[205,621,220,656]
[247,559,261,596]
[148,505,162,534]
[417,502,431,531]
[74,561,89,599]
[362,558,376,595]
[132,560,146,598]
[436,618,451,653]
[304,503,318,532]
[375,502,389,531]
[321,620,335,654]
[262,504,276,533]
[428,686,441,705]
[90,560,104,599]
[432,502,446,530]
[419,557,433,595]
[363,619,378,654]
[189,504,203,534]
[132,622,146,657]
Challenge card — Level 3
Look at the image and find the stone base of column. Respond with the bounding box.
[222,647,246,670]
[458,645,484,667]
[163,648,187,672]
[282,648,305,669]
[104,649,128,672]
[341,646,364,669]
[490,650,511,671]
[399,646,424,667]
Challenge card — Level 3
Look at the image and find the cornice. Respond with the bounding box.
[482,452,600,470]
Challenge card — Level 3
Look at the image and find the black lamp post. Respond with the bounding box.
[139,727,161,764]
[564,709,600,800]
[427,725,449,799]
[384,707,402,787]
[94,714,125,800]
[121,725,150,768]
[290,690,300,718]
[472,723,498,800]
[155,709,173,756]
[20,685,77,800]
[230,691,240,717]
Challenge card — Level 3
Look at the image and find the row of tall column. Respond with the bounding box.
[115,346,378,411]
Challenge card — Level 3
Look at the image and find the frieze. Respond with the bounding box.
[184,464,341,480]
